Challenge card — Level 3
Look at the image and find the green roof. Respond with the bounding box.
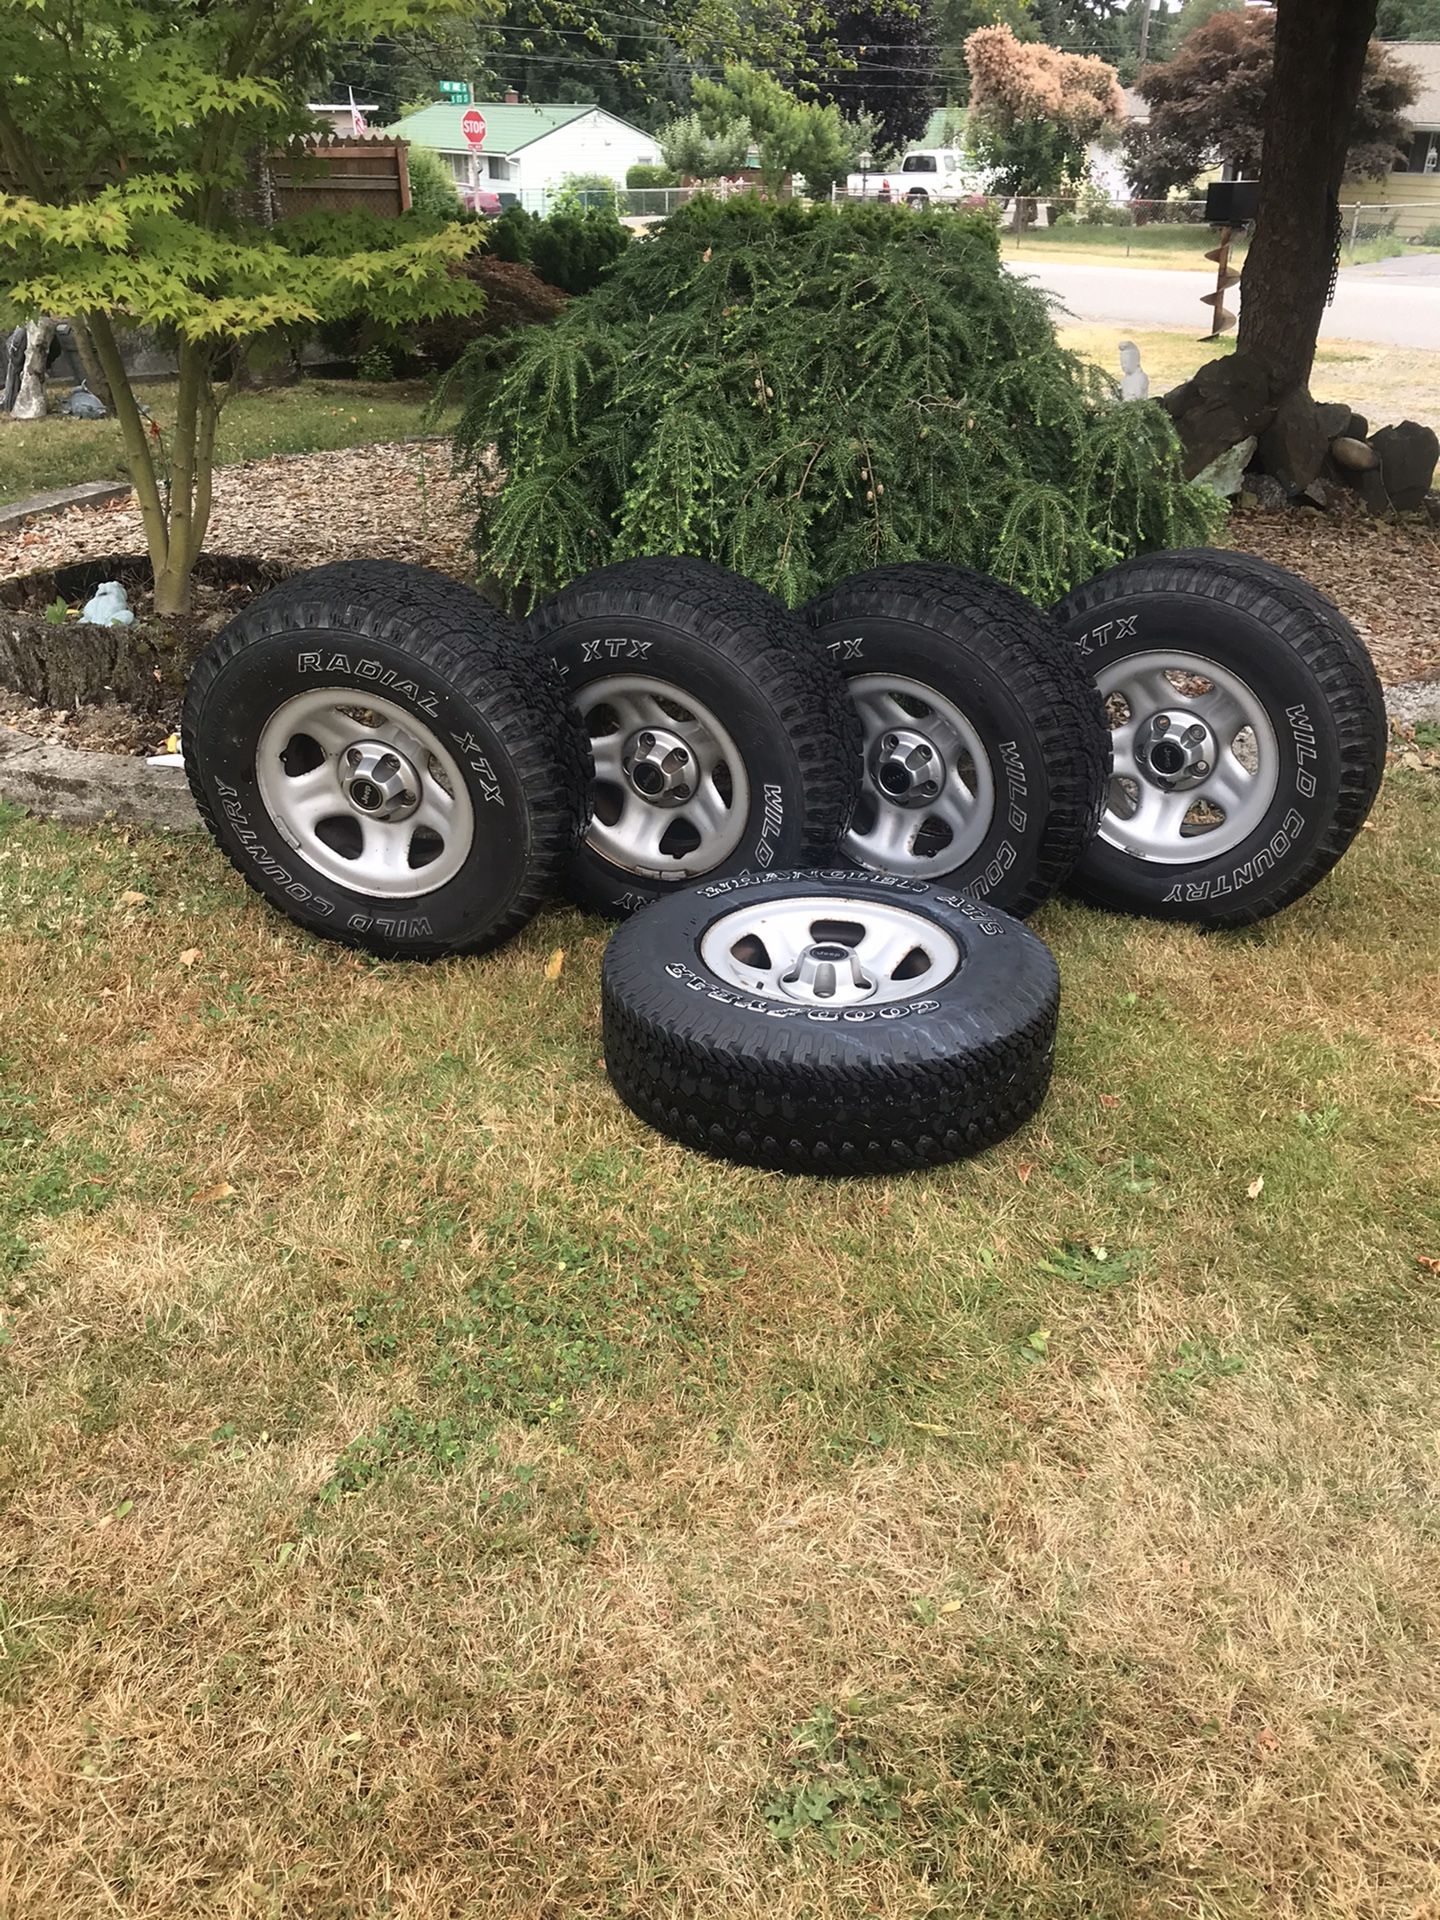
[383,100,597,155]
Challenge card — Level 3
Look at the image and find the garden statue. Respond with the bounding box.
[1118,340,1150,401]
[80,582,136,627]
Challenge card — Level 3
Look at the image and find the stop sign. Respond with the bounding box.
[461,108,487,149]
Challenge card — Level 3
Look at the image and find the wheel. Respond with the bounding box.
[804,564,1109,918]
[906,189,929,210]
[1051,551,1387,926]
[524,556,861,916]
[601,869,1059,1174]
[183,563,589,958]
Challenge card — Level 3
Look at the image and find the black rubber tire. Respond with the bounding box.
[1052,550,1387,927]
[804,564,1109,918]
[183,563,589,959]
[602,869,1059,1174]
[525,556,862,917]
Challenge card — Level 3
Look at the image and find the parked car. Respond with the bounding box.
[460,184,502,217]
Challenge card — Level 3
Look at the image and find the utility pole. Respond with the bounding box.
[1137,0,1155,70]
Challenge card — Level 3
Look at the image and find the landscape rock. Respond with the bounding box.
[1314,401,1353,438]
[1257,386,1329,492]
[1195,435,1258,499]
[1298,478,1344,511]
[1241,473,1289,512]
[1370,421,1440,512]
[1344,412,1370,442]
[1331,435,1380,472]
[1164,354,1275,479]
[1357,468,1392,516]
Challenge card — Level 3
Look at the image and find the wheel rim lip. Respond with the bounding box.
[699,895,961,1006]
[1097,649,1280,865]
[578,671,751,878]
[255,686,475,899]
[845,672,997,875]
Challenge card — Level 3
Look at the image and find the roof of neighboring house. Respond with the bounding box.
[1387,42,1440,128]
[383,100,652,154]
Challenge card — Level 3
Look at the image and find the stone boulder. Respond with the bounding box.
[1163,354,1276,480]
[1331,436,1379,473]
[1314,401,1352,439]
[1370,421,1440,512]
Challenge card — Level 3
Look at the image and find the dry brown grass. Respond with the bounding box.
[2,769,1438,1918]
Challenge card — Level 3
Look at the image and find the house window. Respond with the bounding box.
[485,156,510,181]
[445,152,470,184]
[1396,131,1439,174]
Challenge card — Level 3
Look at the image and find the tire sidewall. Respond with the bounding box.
[813,614,1052,905]
[1068,590,1336,916]
[545,616,816,914]
[186,620,532,949]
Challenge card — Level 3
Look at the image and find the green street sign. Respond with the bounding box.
[438,81,472,103]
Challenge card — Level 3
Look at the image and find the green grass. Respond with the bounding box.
[0,376,452,508]
[0,766,1437,1916]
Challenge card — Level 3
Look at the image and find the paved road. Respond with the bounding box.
[1005,259,1440,349]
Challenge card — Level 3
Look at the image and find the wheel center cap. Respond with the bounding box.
[1134,710,1215,792]
[342,739,421,820]
[779,941,877,1005]
[623,725,694,808]
[872,727,944,810]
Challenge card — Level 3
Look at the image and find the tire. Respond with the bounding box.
[183,563,589,959]
[602,869,1059,1174]
[524,556,861,917]
[1051,550,1387,927]
[804,564,1109,918]
[906,189,929,210]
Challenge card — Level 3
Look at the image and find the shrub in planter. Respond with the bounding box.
[451,193,1222,609]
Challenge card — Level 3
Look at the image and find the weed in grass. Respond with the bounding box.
[762,1703,903,1860]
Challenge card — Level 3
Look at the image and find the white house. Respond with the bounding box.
[383,95,660,209]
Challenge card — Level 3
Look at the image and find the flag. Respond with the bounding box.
[349,86,367,136]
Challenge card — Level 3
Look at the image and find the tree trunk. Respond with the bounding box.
[10,317,56,420]
[65,317,113,412]
[1237,0,1378,395]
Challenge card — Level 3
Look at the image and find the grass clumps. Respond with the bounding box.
[451,194,1223,609]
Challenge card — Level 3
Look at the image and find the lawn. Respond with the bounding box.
[0,377,447,509]
[1005,226,1421,272]
[2,766,1437,1917]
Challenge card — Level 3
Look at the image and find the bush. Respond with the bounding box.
[450,193,1222,610]
[406,144,464,223]
[527,207,629,295]
[1418,223,1440,249]
[550,172,620,214]
[628,162,681,189]
[488,204,535,264]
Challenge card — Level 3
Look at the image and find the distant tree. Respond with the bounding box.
[1124,9,1418,199]
[1172,0,1241,45]
[675,65,856,194]
[964,24,1126,197]
[811,0,940,151]
[659,112,755,179]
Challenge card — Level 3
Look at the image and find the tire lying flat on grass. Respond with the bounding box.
[184,564,588,958]
[602,870,1060,1174]
[526,557,861,916]
[1052,551,1387,927]
[805,564,1109,918]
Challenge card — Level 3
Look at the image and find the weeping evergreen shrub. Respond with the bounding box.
[450,195,1223,610]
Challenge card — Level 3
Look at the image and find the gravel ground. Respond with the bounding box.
[1,444,1435,765]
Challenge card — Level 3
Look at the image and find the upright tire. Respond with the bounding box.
[183,564,588,958]
[804,564,1109,918]
[1052,551,1387,926]
[525,557,861,916]
[602,869,1060,1175]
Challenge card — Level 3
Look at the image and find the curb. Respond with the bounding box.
[0,481,134,535]
[0,726,198,830]
[1385,679,1440,730]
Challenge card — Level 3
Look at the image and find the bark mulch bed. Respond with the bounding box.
[1,442,1434,763]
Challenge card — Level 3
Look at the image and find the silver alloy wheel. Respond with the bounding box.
[256,686,475,898]
[1097,650,1279,864]
[845,673,996,876]
[578,673,750,878]
[700,895,961,1006]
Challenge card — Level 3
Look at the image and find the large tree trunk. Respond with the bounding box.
[1237,0,1378,395]
[10,317,56,420]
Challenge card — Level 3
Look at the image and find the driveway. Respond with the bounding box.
[1006,259,1440,349]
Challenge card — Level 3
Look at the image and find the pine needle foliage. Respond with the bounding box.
[451,196,1224,610]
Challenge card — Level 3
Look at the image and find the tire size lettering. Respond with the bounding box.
[701,869,932,900]
[1287,702,1319,799]
[295,652,439,715]
[938,894,1005,936]
[1161,806,1306,903]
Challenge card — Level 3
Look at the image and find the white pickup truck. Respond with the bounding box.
[845,148,986,208]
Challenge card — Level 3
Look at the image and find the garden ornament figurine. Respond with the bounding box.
[80,581,136,626]
[1118,340,1149,401]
